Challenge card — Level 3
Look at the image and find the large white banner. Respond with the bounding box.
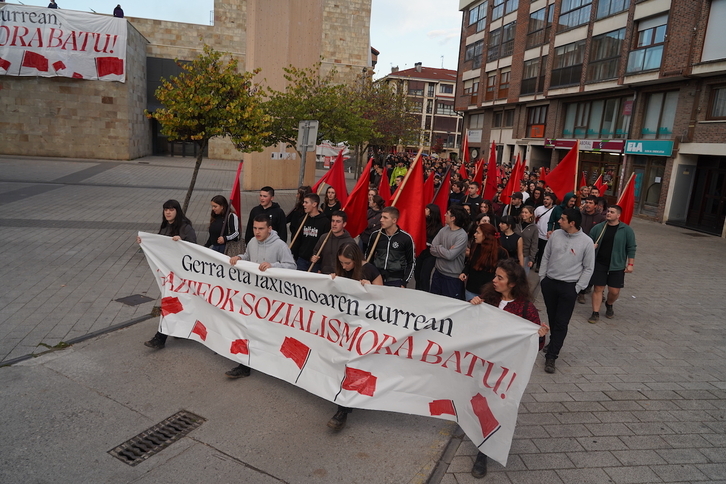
[140,233,540,466]
[0,5,126,82]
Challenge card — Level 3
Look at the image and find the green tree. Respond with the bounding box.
[359,79,421,152]
[147,45,271,212]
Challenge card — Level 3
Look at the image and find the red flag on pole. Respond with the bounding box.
[462,130,470,164]
[378,164,392,206]
[312,150,348,205]
[594,174,608,192]
[539,166,547,183]
[229,162,243,216]
[545,141,579,201]
[393,154,427,256]
[432,168,451,225]
[500,154,521,205]
[191,321,208,341]
[459,161,469,182]
[342,367,377,396]
[22,51,49,72]
[473,157,485,186]
[423,170,436,205]
[429,399,457,417]
[280,336,311,369]
[482,141,498,201]
[616,173,636,225]
[342,157,374,238]
[579,171,587,190]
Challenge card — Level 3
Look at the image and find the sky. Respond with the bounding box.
[17,0,463,77]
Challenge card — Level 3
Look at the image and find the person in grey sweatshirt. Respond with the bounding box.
[226,214,296,379]
[539,208,595,374]
[430,204,470,300]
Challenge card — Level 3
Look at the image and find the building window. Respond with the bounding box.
[521,56,547,94]
[470,113,485,129]
[492,0,504,19]
[410,100,423,113]
[463,80,480,104]
[550,40,586,87]
[563,96,632,138]
[469,1,488,32]
[408,81,424,96]
[557,0,592,32]
[702,0,726,62]
[487,22,516,62]
[504,110,515,127]
[437,102,455,115]
[596,0,628,19]
[485,72,497,101]
[527,5,554,49]
[440,84,454,94]
[428,83,435,97]
[498,70,511,99]
[426,99,433,114]
[505,0,519,16]
[587,28,625,81]
[464,40,484,69]
[493,111,503,127]
[626,14,667,73]
[641,91,678,139]
[708,86,726,119]
[527,105,548,138]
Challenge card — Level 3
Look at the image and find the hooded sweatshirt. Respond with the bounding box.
[312,229,355,274]
[291,212,331,261]
[548,191,577,232]
[245,202,287,244]
[239,230,296,269]
[539,228,595,293]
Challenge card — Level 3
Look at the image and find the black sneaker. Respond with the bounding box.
[225,364,251,379]
[577,293,586,304]
[605,304,614,318]
[471,452,488,478]
[327,410,348,431]
[588,312,599,324]
[544,358,556,374]
[542,343,549,353]
[144,335,165,349]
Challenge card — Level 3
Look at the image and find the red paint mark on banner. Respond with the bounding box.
[0,58,11,71]
[342,367,377,397]
[22,51,49,72]
[191,320,207,341]
[96,56,124,77]
[53,60,66,71]
[230,339,249,355]
[280,336,310,369]
[471,393,501,441]
[429,399,457,417]
[160,296,183,316]
[72,72,84,79]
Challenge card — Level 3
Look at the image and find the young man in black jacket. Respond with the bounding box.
[245,186,287,244]
[290,193,330,271]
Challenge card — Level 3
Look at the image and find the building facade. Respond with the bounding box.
[456,0,726,237]
[378,64,462,158]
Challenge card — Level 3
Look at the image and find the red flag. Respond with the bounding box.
[616,173,636,225]
[482,141,498,200]
[462,130,470,164]
[191,320,208,341]
[280,336,310,369]
[471,393,501,441]
[393,154,427,256]
[594,174,608,192]
[545,141,579,201]
[342,367,377,396]
[423,170,436,204]
[473,157,485,186]
[429,399,457,417]
[72,72,84,79]
[230,339,249,355]
[52,60,66,71]
[500,154,521,205]
[432,168,451,225]
[229,162,243,217]
[343,157,374,238]
[96,56,124,77]
[160,297,183,317]
[0,58,12,71]
[312,150,348,205]
[22,51,49,72]
[378,164,391,206]
[459,160,469,181]
[579,171,587,190]
[539,166,547,183]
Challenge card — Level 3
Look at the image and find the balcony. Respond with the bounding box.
[626,46,663,74]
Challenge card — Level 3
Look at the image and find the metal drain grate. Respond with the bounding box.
[108,411,205,466]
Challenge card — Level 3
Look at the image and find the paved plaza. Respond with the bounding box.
[0,155,724,483]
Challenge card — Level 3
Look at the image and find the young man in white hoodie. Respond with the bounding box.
[226,215,296,378]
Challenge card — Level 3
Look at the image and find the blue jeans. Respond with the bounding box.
[430,269,464,300]
[211,244,225,254]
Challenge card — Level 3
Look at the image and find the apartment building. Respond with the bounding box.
[378,64,462,158]
[456,0,726,236]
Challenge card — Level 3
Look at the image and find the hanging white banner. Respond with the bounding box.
[0,5,126,82]
[139,233,540,466]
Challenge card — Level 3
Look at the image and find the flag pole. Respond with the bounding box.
[431,166,451,204]
[366,147,423,263]
[289,184,326,248]
[573,140,581,206]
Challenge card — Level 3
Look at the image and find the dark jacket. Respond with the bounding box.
[245,202,287,244]
[312,229,355,274]
[548,192,576,232]
[366,227,415,283]
[291,213,331,261]
[580,209,606,235]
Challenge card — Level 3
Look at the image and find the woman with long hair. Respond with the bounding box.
[415,203,443,292]
[530,187,545,208]
[205,195,239,254]
[327,243,382,431]
[322,186,341,219]
[287,185,312,243]
[479,199,499,228]
[468,258,549,478]
[499,215,524,267]
[140,199,197,350]
[459,223,508,301]
[520,205,539,274]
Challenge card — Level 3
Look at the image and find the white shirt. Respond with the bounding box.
[534,204,554,240]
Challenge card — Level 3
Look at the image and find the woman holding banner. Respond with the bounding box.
[328,243,382,430]
[469,258,549,477]
[140,199,197,350]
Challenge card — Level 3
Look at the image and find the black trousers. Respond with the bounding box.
[535,238,548,266]
[540,277,578,360]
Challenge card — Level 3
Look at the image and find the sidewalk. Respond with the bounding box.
[1,155,725,483]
